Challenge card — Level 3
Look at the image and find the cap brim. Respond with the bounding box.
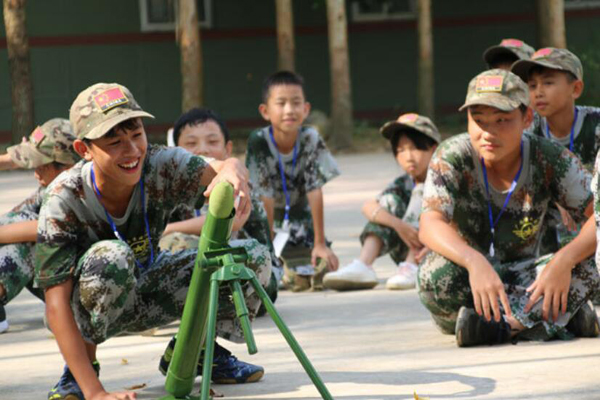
[483,46,519,65]
[83,110,155,140]
[7,142,53,169]
[459,96,521,112]
[380,121,420,140]
[511,59,559,81]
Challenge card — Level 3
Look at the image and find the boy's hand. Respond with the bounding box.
[231,198,252,232]
[557,204,577,232]
[466,254,512,323]
[395,221,422,250]
[414,246,430,264]
[311,243,339,271]
[204,158,251,216]
[524,255,572,322]
[90,391,137,400]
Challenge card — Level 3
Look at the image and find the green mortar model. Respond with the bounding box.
[160,181,333,400]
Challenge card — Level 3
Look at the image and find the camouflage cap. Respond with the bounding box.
[70,83,154,140]
[511,47,583,81]
[380,113,441,144]
[483,38,535,66]
[7,118,80,169]
[459,69,530,112]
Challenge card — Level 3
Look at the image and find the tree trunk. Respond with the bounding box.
[3,0,34,144]
[275,0,295,71]
[417,0,434,119]
[535,0,566,48]
[326,0,353,150]
[177,0,203,111]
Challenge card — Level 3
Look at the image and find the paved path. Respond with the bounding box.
[1,153,600,399]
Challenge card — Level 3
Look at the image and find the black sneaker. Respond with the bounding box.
[48,361,100,400]
[455,306,512,347]
[159,338,264,384]
[0,304,8,334]
[567,301,600,338]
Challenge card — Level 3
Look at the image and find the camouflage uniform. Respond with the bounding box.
[419,132,598,339]
[0,118,78,306]
[245,126,340,286]
[359,176,420,264]
[593,151,600,270]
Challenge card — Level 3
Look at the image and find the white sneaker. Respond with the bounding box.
[0,319,8,334]
[323,259,378,291]
[386,262,418,290]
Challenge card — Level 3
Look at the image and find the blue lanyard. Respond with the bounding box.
[480,141,524,258]
[545,107,578,152]
[90,165,154,270]
[269,126,298,223]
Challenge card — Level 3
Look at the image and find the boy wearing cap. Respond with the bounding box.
[246,71,340,292]
[483,38,535,70]
[419,69,599,347]
[323,113,439,291]
[0,119,79,334]
[513,48,598,250]
[36,83,252,400]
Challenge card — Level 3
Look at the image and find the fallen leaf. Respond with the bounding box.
[414,392,429,400]
[121,358,129,365]
[125,383,147,390]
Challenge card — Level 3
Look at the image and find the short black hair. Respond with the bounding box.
[172,108,230,146]
[390,129,437,156]
[488,53,519,69]
[262,70,305,103]
[83,118,142,145]
[527,65,578,83]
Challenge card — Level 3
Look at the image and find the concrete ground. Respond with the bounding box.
[1,152,600,400]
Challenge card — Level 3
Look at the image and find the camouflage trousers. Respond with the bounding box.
[159,232,272,342]
[418,251,600,340]
[0,212,43,306]
[280,243,329,292]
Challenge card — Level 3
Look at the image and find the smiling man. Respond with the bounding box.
[417,69,600,347]
[35,83,250,400]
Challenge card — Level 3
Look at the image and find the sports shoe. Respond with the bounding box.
[386,262,418,290]
[566,301,600,338]
[159,337,264,384]
[48,361,100,400]
[455,306,512,347]
[0,305,8,334]
[322,259,378,291]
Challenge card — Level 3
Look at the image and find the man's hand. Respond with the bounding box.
[204,158,251,216]
[311,243,339,271]
[466,254,512,322]
[231,198,252,232]
[395,221,423,251]
[90,391,137,400]
[524,255,573,322]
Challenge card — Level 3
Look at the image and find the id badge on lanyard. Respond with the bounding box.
[269,127,298,258]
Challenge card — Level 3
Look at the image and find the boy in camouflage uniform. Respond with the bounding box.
[246,71,341,292]
[35,83,254,400]
[513,48,599,250]
[157,108,276,377]
[419,69,600,347]
[482,38,535,70]
[0,119,79,334]
[323,113,440,291]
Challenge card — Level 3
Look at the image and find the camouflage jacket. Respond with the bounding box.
[423,133,592,262]
[34,145,209,289]
[376,174,423,228]
[527,105,600,171]
[245,125,340,230]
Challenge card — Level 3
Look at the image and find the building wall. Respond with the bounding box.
[0,1,598,142]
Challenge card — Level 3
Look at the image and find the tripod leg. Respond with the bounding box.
[200,278,220,400]
[249,277,333,400]
[230,279,257,354]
